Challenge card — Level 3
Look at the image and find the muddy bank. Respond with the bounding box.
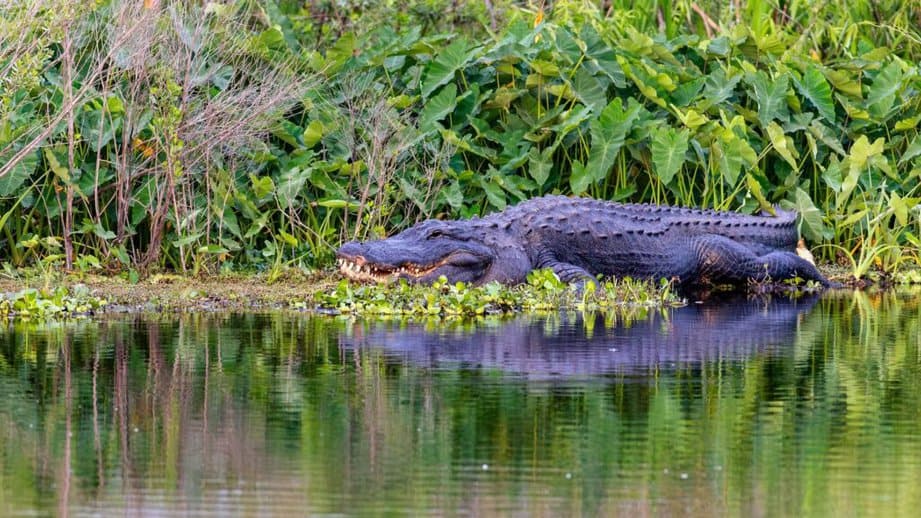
[0,271,341,314]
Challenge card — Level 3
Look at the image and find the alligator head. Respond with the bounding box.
[336,219,530,285]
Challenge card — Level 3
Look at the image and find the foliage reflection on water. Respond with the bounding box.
[1,290,920,516]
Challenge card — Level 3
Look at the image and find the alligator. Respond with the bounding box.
[336,195,834,289]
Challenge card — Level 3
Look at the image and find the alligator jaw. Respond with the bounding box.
[337,256,443,282]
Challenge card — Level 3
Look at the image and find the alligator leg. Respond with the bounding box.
[535,251,597,285]
[690,234,834,287]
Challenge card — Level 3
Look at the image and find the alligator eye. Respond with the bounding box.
[428,230,443,239]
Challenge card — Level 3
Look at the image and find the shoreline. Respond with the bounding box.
[0,264,911,317]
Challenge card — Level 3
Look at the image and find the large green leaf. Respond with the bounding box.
[584,98,640,185]
[900,134,921,165]
[746,71,790,126]
[794,65,836,123]
[421,39,472,99]
[702,68,741,107]
[479,174,506,210]
[791,187,827,241]
[715,130,757,185]
[572,68,607,112]
[651,126,689,185]
[275,165,309,209]
[419,84,457,133]
[808,121,846,156]
[580,25,625,88]
[866,62,902,118]
[527,146,554,187]
[0,147,39,196]
[569,160,590,195]
[766,122,799,170]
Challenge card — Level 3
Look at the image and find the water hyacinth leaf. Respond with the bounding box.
[585,98,639,184]
[419,83,457,133]
[651,126,689,185]
[421,38,472,99]
[746,71,790,126]
[766,122,799,170]
[794,65,836,123]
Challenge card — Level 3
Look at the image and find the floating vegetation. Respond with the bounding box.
[313,269,684,317]
[0,286,107,320]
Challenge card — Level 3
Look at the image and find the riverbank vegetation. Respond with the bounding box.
[1,0,919,284]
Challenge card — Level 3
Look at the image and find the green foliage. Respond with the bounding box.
[1,0,920,278]
[0,285,106,319]
[315,269,682,316]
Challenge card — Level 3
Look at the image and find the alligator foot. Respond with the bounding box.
[692,235,835,288]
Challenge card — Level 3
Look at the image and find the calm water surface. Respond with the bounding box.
[1,291,921,516]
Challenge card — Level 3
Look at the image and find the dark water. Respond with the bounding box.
[2,291,921,516]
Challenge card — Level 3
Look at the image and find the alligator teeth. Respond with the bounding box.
[337,256,438,282]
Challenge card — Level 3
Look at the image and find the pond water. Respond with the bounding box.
[1,291,920,516]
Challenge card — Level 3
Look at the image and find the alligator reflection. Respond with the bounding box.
[340,294,820,377]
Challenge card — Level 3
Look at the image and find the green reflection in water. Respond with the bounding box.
[0,291,920,516]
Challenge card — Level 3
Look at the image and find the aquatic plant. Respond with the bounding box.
[314,268,684,316]
[0,285,106,319]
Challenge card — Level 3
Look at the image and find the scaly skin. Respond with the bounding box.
[336,195,835,289]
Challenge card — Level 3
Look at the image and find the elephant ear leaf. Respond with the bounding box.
[651,126,688,185]
[584,98,639,184]
[0,147,39,196]
[790,188,827,242]
[795,65,836,123]
[419,84,458,133]
[421,39,474,99]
